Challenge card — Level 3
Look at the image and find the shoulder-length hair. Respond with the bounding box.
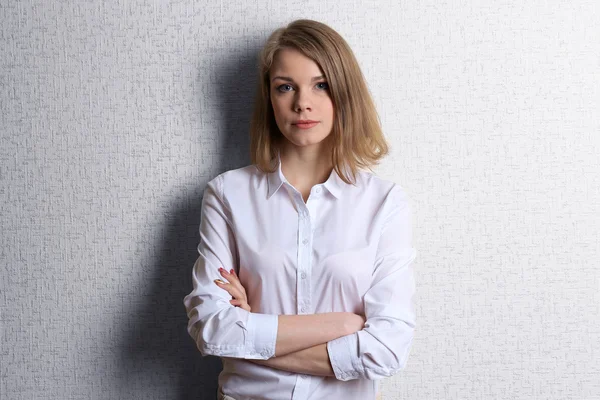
[250,19,389,185]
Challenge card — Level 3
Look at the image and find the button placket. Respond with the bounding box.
[296,203,312,315]
[291,193,320,400]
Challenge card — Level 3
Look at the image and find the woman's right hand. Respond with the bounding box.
[344,312,366,335]
[214,267,251,312]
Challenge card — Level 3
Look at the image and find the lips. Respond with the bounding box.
[293,120,319,129]
[293,121,319,129]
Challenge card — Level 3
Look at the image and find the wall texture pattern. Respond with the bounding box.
[1,1,599,399]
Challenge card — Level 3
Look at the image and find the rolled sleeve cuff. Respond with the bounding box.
[244,313,278,359]
[327,333,363,381]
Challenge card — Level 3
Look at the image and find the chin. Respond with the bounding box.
[287,138,332,150]
[280,126,333,148]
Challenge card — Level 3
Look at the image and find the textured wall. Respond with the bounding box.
[1,1,599,399]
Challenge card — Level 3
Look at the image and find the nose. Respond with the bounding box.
[293,89,312,112]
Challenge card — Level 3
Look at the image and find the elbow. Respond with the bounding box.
[187,320,248,358]
[186,319,211,356]
[362,327,414,379]
[363,344,413,379]
[328,325,414,382]
[187,324,213,357]
[185,306,250,358]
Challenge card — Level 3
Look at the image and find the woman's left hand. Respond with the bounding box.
[214,268,251,312]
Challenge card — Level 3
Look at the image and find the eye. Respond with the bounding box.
[276,84,293,93]
[316,82,329,90]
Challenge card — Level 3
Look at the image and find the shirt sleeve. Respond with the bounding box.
[327,184,417,380]
[183,174,278,359]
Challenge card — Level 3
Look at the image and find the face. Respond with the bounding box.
[269,48,334,152]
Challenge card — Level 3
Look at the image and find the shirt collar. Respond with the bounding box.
[267,151,345,200]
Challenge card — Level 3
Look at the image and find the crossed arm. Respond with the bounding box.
[215,267,365,377]
[250,343,332,376]
[187,180,415,381]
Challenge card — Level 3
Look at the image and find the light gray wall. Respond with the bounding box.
[1,1,599,399]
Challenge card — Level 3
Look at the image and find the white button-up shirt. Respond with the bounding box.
[183,155,416,400]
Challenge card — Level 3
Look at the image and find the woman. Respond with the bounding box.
[183,19,416,400]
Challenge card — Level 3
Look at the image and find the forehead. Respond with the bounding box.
[270,48,323,77]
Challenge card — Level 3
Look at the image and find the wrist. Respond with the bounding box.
[342,312,365,336]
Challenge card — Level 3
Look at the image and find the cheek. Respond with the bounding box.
[323,100,335,122]
[270,98,286,119]
[320,96,334,113]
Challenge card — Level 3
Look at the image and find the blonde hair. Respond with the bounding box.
[250,19,389,185]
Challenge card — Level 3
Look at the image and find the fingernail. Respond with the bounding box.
[214,279,225,284]
[230,269,234,275]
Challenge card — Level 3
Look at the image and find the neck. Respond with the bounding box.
[279,142,333,189]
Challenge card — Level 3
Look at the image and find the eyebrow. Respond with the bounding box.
[271,75,325,83]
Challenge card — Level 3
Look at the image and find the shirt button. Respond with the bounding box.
[301,306,306,313]
[302,238,308,245]
[315,187,321,194]
[301,272,307,279]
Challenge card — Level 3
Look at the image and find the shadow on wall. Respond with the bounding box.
[118,46,261,399]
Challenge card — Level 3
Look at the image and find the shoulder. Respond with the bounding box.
[210,164,260,185]
[353,170,411,209]
[205,164,263,200]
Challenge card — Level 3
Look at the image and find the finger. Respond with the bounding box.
[214,279,245,300]
[230,299,251,312]
[219,268,238,283]
[214,279,235,296]
[219,269,247,298]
